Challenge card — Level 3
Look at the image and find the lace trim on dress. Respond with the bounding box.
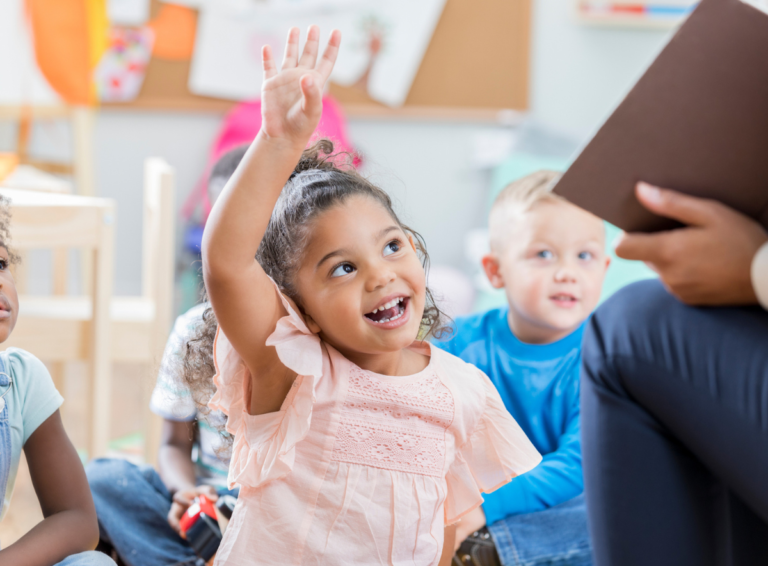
[331,366,455,477]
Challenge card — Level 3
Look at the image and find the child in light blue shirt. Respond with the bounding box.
[0,195,114,566]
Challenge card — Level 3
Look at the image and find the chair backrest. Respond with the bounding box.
[141,158,175,360]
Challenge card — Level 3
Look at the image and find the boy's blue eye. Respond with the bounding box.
[331,263,355,278]
[578,251,594,260]
[383,241,400,256]
[537,250,553,259]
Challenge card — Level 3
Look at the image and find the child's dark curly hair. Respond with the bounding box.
[180,139,451,425]
[0,195,21,265]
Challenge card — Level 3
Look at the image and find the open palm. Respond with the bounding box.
[261,26,341,145]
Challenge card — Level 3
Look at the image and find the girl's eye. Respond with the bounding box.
[383,241,401,257]
[537,250,554,260]
[0,259,7,271]
[578,251,594,261]
[330,263,355,278]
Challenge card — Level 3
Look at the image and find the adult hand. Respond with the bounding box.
[615,183,768,306]
[167,484,219,536]
[453,506,487,551]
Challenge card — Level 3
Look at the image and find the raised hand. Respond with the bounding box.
[260,25,341,148]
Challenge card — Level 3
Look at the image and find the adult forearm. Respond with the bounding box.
[202,132,305,282]
[0,509,97,566]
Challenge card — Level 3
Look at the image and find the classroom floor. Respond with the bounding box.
[0,362,149,547]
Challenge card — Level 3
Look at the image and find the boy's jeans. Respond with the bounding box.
[86,458,237,566]
[488,494,592,566]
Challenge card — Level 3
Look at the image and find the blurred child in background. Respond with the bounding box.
[85,146,248,566]
[438,171,610,566]
[0,196,115,566]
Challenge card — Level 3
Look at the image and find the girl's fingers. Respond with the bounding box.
[315,29,341,82]
[298,24,320,69]
[300,74,321,117]
[281,27,300,70]
[262,45,277,80]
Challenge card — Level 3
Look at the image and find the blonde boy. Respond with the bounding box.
[438,171,609,566]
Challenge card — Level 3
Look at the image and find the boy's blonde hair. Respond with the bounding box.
[488,170,563,252]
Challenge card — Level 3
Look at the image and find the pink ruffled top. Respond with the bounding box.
[209,282,542,566]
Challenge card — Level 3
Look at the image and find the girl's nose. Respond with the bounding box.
[365,265,396,292]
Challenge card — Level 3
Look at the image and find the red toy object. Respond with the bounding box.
[179,494,218,537]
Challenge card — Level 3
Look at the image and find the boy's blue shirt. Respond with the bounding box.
[435,307,584,525]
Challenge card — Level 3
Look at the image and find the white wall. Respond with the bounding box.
[3,1,679,298]
[529,2,673,141]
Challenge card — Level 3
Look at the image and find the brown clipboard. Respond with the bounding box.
[553,0,768,232]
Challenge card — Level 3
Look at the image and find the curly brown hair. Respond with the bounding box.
[0,195,21,265]
[180,139,451,424]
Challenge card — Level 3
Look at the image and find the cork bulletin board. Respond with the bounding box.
[109,0,531,118]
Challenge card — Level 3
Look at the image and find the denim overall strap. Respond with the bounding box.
[0,355,12,525]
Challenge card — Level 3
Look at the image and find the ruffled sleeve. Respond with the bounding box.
[207,278,324,490]
[444,368,542,524]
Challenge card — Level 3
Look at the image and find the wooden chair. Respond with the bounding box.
[0,187,115,458]
[2,158,175,461]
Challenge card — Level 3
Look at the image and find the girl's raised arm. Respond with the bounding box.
[202,26,340,414]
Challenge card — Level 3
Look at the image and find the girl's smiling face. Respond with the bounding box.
[294,195,427,363]
[0,246,19,343]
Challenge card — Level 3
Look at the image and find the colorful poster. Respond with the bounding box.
[93,27,154,102]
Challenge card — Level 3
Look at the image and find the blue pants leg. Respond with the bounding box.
[86,458,197,566]
[488,494,592,566]
[55,552,117,566]
[581,280,768,566]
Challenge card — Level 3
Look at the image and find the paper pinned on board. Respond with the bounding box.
[188,0,447,107]
[94,27,155,102]
[108,0,151,26]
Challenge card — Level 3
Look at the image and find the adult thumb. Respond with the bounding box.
[636,182,718,227]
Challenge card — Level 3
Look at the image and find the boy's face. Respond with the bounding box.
[483,200,610,344]
[0,246,19,343]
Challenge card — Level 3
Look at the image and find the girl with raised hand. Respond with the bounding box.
[185,26,541,565]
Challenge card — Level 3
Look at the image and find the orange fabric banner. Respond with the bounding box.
[25,0,108,105]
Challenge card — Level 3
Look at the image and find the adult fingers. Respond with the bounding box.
[316,29,342,82]
[298,24,320,69]
[614,230,670,263]
[635,182,721,227]
[262,45,277,80]
[281,27,300,70]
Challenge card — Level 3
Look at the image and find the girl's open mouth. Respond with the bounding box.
[364,296,409,327]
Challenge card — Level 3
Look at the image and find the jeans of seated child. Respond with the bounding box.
[86,458,238,566]
[56,552,117,566]
[488,494,592,566]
